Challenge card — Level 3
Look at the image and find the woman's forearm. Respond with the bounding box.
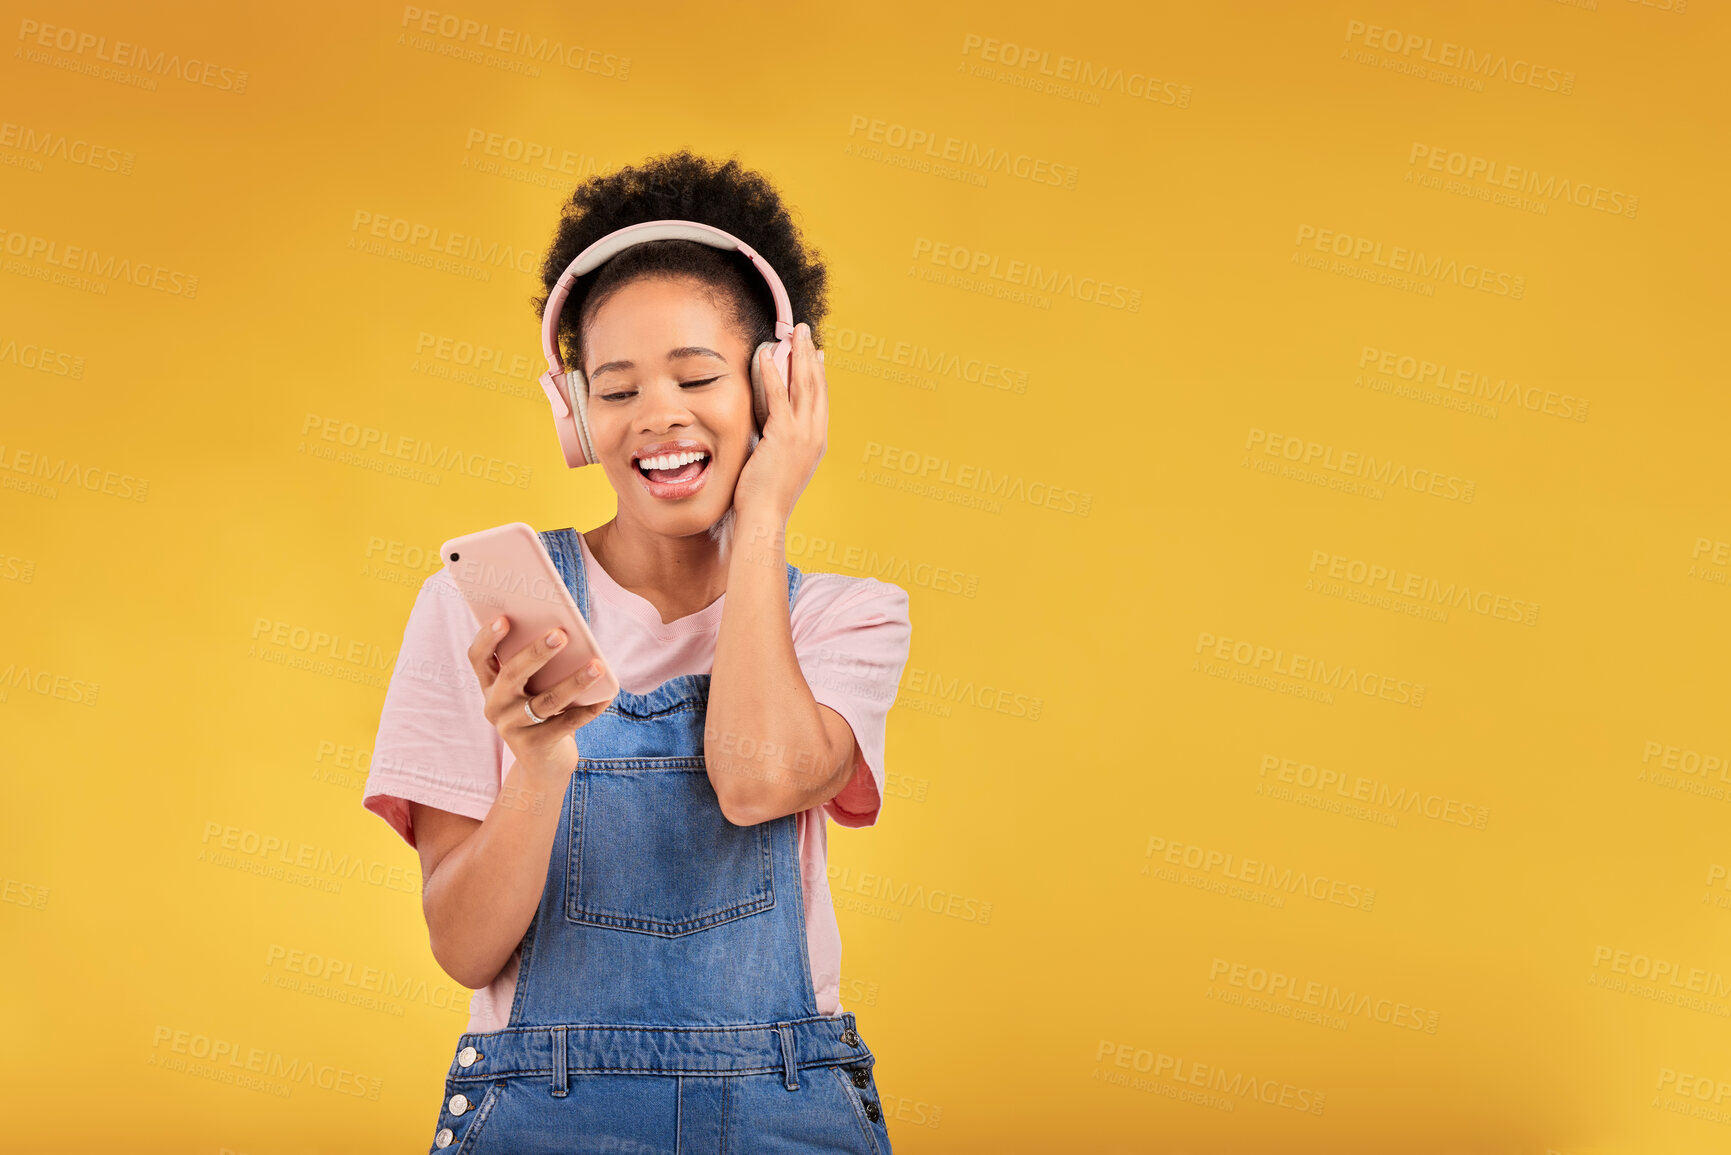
[421,760,567,990]
[705,509,836,824]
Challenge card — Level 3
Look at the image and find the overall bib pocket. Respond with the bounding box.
[565,757,775,936]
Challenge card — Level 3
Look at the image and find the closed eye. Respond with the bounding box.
[598,376,722,402]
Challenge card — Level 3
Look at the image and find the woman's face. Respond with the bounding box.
[581,275,757,537]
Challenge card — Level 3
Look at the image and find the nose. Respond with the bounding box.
[634,377,694,435]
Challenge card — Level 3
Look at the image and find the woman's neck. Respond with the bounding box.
[583,517,729,625]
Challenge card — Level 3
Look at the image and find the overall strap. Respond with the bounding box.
[537,527,590,623]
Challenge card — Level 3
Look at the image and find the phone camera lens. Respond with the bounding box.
[449,551,460,562]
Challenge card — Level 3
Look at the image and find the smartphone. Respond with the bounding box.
[439,521,620,706]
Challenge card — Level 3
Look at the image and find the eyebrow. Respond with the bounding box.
[589,347,728,380]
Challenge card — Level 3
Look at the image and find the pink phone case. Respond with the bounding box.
[438,522,620,706]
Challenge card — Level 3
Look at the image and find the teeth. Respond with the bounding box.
[638,450,709,470]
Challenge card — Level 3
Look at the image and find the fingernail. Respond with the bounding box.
[586,659,602,677]
[546,629,565,647]
[492,618,506,633]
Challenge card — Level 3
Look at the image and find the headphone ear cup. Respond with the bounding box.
[544,368,592,468]
[569,370,597,467]
[749,341,779,432]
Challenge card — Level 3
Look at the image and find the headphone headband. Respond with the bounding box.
[537,219,795,423]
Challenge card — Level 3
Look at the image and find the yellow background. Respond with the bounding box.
[3,0,1727,1151]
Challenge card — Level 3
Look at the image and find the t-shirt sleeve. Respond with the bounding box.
[361,569,508,849]
[790,576,913,829]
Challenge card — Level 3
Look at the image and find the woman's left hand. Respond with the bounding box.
[732,321,828,523]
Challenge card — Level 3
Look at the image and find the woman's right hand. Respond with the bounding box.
[466,616,615,779]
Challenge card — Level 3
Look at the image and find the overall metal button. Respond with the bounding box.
[864,1099,882,1123]
[434,1127,455,1148]
[840,1027,860,1047]
[448,1093,470,1116]
[850,1067,870,1088]
[457,1046,479,1068]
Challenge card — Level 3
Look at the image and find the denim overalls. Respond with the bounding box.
[424,527,893,1155]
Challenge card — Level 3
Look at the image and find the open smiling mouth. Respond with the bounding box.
[634,452,713,498]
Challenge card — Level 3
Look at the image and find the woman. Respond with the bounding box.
[362,150,912,1154]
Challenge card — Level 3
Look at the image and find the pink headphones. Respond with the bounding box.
[536,218,799,469]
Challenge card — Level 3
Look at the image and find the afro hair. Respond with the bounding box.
[530,149,830,377]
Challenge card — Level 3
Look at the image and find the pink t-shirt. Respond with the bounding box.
[362,529,911,1033]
